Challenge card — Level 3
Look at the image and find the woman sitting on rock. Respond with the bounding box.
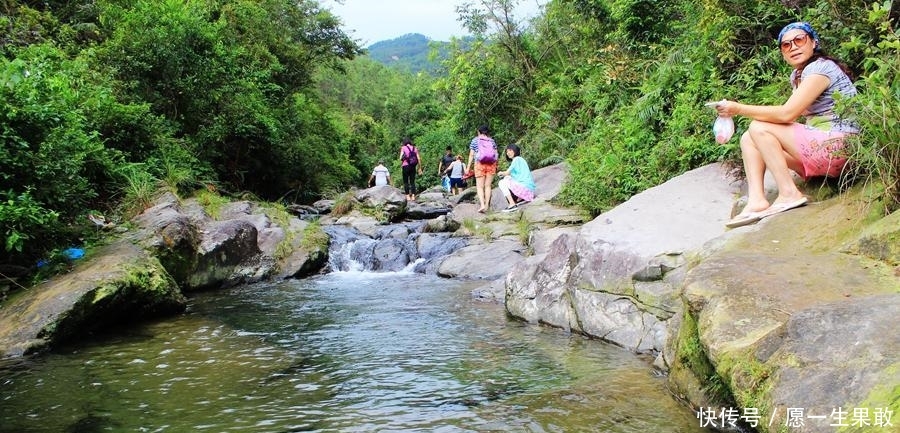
[497,143,536,212]
[715,22,859,228]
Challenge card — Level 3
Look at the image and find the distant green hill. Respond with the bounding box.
[365,33,454,75]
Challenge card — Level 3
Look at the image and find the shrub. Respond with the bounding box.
[0,45,120,266]
[841,3,900,213]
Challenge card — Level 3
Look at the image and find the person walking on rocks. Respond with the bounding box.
[466,125,498,213]
[368,160,391,187]
[399,137,423,201]
[438,146,455,177]
[444,155,466,196]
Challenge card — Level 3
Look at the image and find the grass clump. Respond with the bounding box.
[461,218,493,242]
[331,191,356,217]
[194,189,230,220]
[300,221,330,252]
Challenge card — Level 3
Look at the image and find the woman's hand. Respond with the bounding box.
[715,100,738,117]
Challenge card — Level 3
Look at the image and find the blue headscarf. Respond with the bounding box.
[778,22,821,52]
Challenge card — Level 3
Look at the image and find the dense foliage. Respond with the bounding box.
[1,0,898,280]
[1,0,362,270]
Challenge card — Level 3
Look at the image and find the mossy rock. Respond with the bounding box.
[0,241,186,357]
[843,208,900,266]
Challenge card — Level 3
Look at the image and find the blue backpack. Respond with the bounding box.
[476,137,497,164]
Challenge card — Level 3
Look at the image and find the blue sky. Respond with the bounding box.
[321,0,545,46]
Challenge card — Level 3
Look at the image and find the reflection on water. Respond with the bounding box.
[0,272,710,432]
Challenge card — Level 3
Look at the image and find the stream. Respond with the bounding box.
[0,271,710,432]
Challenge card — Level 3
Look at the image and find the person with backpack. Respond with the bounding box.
[399,137,423,201]
[465,124,499,213]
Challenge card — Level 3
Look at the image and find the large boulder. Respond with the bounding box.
[128,192,200,286]
[132,197,328,289]
[499,160,900,431]
[677,193,900,432]
[273,218,329,280]
[405,196,453,220]
[355,186,408,221]
[505,163,740,353]
[186,219,266,290]
[438,239,526,280]
[0,241,186,358]
[0,191,338,357]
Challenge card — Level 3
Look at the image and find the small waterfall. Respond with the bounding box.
[332,237,375,272]
[323,226,373,272]
[323,223,467,273]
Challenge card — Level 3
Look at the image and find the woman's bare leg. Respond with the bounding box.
[483,174,494,211]
[741,121,806,212]
[475,176,486,211]
[498,177,514,206]
[739,131,770,214]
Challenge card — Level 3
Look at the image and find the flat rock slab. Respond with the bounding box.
[438,239,526,280]
[506,163,742,352]
[579,163,739,257]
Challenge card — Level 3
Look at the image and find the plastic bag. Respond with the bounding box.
[441,175,451,192]
[713,116,734,144]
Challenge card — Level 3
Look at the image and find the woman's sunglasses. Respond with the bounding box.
[780,34,809,51]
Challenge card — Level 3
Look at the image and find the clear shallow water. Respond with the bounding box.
[0,272,709,433]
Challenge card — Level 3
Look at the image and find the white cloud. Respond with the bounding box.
[321,0,544,45]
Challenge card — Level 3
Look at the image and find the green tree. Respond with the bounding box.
[442,0,541,143]
[91,0,362,198]
[0,44,123,264]
[316,55,454,189]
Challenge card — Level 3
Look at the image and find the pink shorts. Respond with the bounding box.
[792,123,851,178]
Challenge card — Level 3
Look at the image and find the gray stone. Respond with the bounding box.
[423,215,461,233]
[405,200,453,220]
[371,238,415,271]
[374,224,412,240]
[275,219,328,279]
[506,163,739,352]
[355,185,407,220]
[312,199,335,214]
[187,219,266,290]
[472,278,506,304]
[767,295,900,425]
[438,239,525,280]
[0,242,186,358]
